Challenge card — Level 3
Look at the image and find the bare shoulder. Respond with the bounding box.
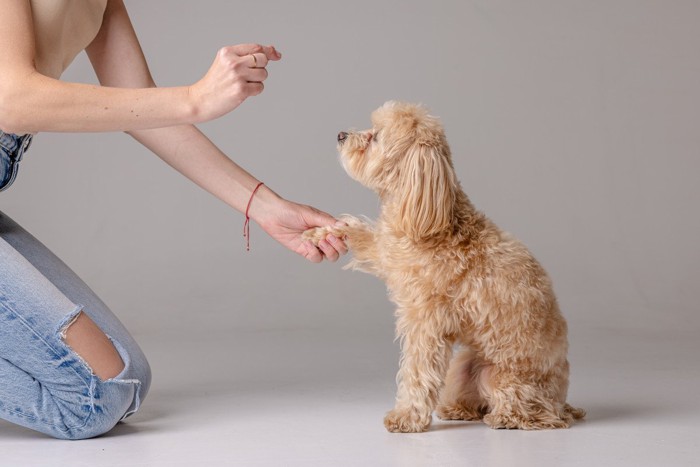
[0,0,37,74]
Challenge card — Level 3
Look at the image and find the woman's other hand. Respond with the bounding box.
[189,43,281,122]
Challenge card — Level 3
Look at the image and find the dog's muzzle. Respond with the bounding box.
[337,131,348,144]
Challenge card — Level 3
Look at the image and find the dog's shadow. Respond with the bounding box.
[430,420,482,431]
[428,402,668,431]
[575,403,672,424]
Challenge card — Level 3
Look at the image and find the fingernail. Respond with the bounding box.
[327,235,337,244]
[334,220,346,227]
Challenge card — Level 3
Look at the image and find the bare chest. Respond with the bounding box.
[30,0,108,78]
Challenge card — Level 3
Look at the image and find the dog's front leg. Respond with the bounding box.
[385,314,453,433]
[302,215,379,272]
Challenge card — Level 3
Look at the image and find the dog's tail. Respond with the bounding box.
[564,403,586,420]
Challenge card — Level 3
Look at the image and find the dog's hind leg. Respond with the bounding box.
[481,365,574,430]
[436,347,489,421]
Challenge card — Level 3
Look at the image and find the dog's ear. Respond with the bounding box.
[396,142,456,240]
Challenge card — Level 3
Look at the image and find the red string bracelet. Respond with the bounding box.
[243,182,265,251]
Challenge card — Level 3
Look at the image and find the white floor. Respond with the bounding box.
[1,324,699,467]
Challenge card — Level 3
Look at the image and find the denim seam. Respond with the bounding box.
[0,142,13,153]
[0,299,96,433]
[0,404,41,424]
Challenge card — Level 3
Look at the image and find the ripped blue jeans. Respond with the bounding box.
[0,205,151,438]
[0,130,32,192]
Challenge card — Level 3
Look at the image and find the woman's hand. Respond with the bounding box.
[250,188,348,262]
[189,43,281,122]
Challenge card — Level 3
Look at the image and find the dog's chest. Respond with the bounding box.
[378,239,458,300]
[373,228,484,313]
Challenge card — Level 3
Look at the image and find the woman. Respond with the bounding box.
[0,0,346,440]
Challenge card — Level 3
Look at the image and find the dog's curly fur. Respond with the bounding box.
[304,101,585,432]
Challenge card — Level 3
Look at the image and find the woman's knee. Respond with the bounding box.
[53,321,152,440]
[62,310,125,381]
[50,377,142,440]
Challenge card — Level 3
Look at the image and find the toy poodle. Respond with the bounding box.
[304,101,585,432]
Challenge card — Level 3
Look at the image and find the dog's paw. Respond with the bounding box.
[301,226,332,246]
[383,408,431,433]
[436,404,486,421]
[335,214,365,229]
[301,215,369,247]
[302,219,357,246]
[483,411,571,430]
[564,403,586,420]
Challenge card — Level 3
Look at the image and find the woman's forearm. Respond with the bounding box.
[129,121,347,262]
[127,123,281,219]
[0,71,197,134]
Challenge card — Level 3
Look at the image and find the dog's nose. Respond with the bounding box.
[337,131,348,143]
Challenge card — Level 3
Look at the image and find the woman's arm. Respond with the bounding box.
[0,0,273,134]
[85,0,345,262]
[85,0,265,214]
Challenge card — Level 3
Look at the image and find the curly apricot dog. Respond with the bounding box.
[304,101,584,432]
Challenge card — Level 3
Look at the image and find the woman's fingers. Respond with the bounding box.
[302,241,323,263]
[244,67,268,83]
[244,81,264,96]
[317,238,340,262]
[248,52,269,69]
[266,45,282,60]
[238,51,269,86]
[327,235,348,256]
[300,210,348,262]
[227,43,281,61]
[191,43,280,122]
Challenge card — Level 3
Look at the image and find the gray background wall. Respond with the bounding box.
[2,0,698,345]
